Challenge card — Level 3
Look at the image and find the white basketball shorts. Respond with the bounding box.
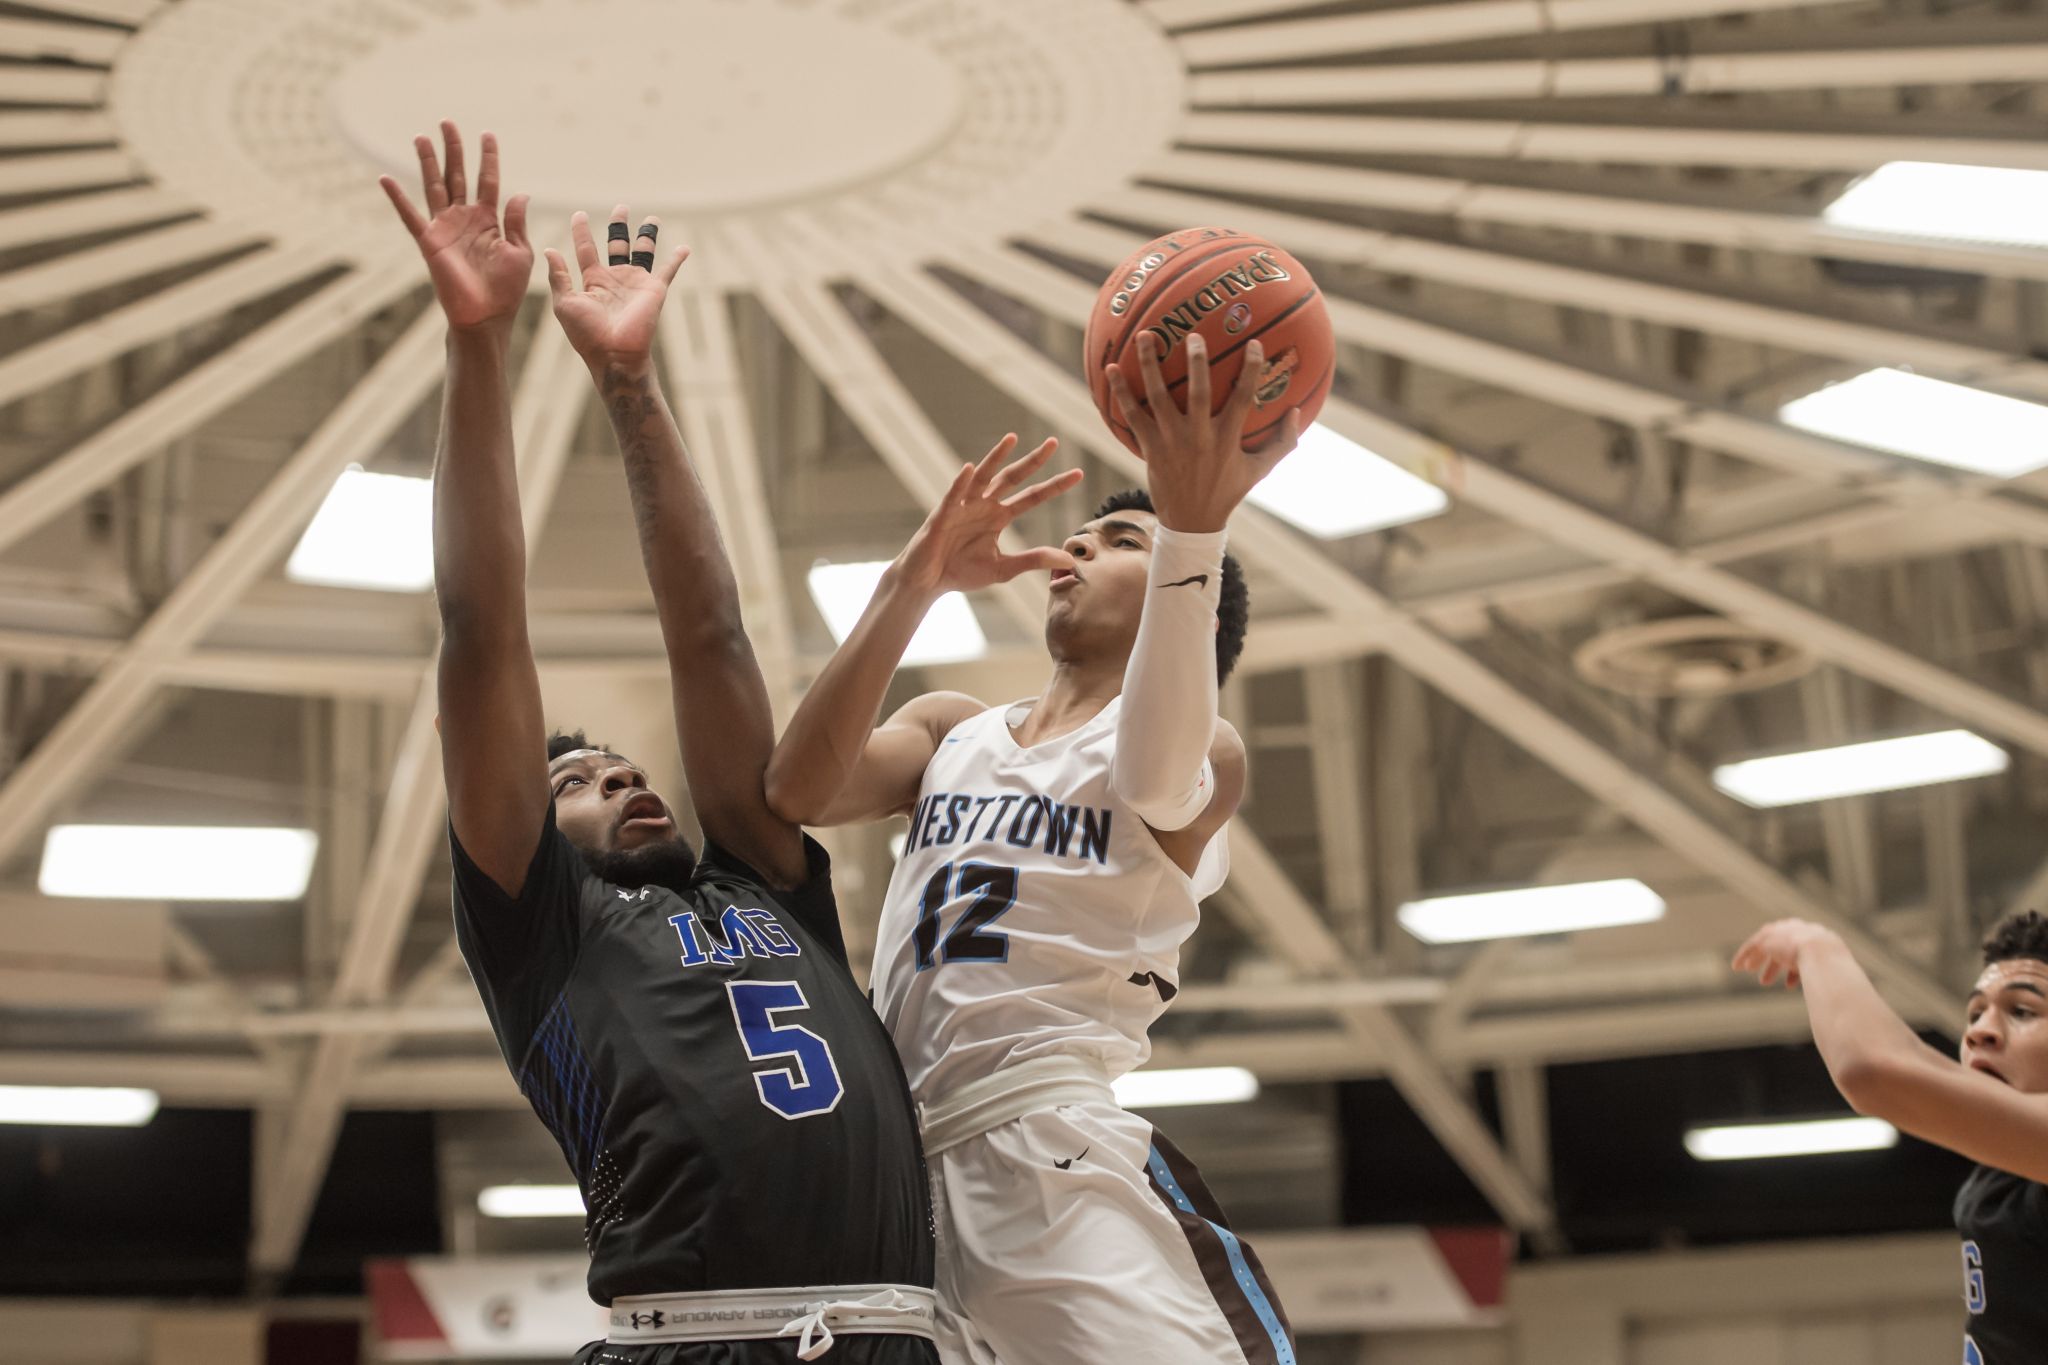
[925,1095,1296,1365]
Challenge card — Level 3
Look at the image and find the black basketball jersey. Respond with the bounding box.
[1954,1163,2048,1363]
[450,803,933,1308]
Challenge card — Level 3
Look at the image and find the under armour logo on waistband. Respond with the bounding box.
[629,1310,666,1329]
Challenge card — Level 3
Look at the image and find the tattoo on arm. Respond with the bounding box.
[601,363,669,551]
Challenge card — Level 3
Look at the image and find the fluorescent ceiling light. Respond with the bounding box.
[1713,730,2008,808]
[40,826,320,901]
[1823,161,2048,249]
[807,561,987,665]
[1246,423,1450,539]
[1779,369,2048,478]
[477,1185,586,1218]
[1398,878,1665,945]
[287,467,435,592]
[0,1085,158,1127]
[1686,1117,1898,1162]
[1112,1066,1259,1109]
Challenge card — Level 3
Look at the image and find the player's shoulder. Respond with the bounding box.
[901,690,988,739]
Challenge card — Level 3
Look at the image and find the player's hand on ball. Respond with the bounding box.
[1733,919,1838,990]
[544,206,690,373]
[895,435,1080,597]
[379,122,533,335]
[1105,332,1303,535]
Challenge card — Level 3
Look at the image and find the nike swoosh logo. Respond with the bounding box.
[1054,1147,1090,1170]
[1160,574,1209,591]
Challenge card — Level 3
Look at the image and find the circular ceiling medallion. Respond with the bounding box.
[110,0,1186,283]
[1573,615,1818,699]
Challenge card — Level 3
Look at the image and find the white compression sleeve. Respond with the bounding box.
[1112,524,1226,832]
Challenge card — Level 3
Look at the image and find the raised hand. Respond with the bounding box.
[1105,332,1303,534]
[544,207,690,373]
[1733,918,1839,990]
[379,122,532,334]
[896,435,1081,597]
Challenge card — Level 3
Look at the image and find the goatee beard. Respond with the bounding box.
[576,835,697,896]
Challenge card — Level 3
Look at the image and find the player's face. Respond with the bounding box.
[1963,958,2048,1094]
[1045,509,1157,659]
[548,750,678,854]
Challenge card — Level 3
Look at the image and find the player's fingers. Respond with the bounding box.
[1135,332,1177,422]
[1105,364,1156,441]
[379,176,428,240]
[1184,333,1212,419]
[414,135,449,216]
[993,546,1076,581]
[1001,467,1085,517]
[988,436,1056,495]
[544,248,573,303]
[502,193,531,250]
[607,204,631,269]
[441,120,467,206]
[631,216,660,272]
[570,211,600,277]
[938,460,975,511]
[973,434,1020,489]
[476,131,500,209]
[656,243,691,288]
[1249,406,1304,472]
[1222,338,1265,434]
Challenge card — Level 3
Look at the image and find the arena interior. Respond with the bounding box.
[1,0,2047,1361]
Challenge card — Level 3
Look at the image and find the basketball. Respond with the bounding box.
[1085,227,1335,455]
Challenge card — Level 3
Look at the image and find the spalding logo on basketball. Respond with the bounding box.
[1085,227,1335,456]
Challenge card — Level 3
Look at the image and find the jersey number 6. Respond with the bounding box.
[914,862,1019,970]
[726,981,845,1119]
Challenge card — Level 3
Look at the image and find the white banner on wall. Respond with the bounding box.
[369,1227,1505,1358]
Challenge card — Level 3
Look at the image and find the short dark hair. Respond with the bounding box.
[1093,489,1250,684]
[547,729,613,763]
[1984,910,2048,966]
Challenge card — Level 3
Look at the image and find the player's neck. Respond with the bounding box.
[1016,660,1123,745]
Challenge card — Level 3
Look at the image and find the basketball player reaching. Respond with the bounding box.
[1734,913,2048,1361]
[760,331,1303,1365]
[381,123,938,1364]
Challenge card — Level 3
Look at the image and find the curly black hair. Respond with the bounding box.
[1093,489,1250,684]
[1983,909,2048,966]
[547,729,619,763]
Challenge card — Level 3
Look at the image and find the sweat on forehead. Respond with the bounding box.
[549,748,633,769]
[1972,958,2048,997]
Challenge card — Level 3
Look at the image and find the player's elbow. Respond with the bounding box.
[762,760,819,828]
[1833,1052,1916,1121]
[1113,770,1205,832]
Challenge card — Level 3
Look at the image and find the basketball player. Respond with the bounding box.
[380,122,938,1363]
[1734,912,2048,1361]
[761,331,1303,1365]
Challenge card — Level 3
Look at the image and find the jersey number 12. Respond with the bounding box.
[914,862,1019,969]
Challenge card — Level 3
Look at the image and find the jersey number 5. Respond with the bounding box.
[914,862,1019,970]
[726,981,844,1120]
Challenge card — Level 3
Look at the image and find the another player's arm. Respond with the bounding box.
[766,436,1079,827]
[1103,331,1300,849]
[1735,921,2048,1183]
[380,124,549,897]
[544,211,806,886]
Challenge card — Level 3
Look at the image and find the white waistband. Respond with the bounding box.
[608,1284,936,1360]
[918,1055,1116,1156]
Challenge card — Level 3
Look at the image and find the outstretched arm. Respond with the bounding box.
[765,437,1078,827]
[544,210,805,887]
[381,123,547,898]
[1102,331,1300,838]
[1735,921,2048,1183]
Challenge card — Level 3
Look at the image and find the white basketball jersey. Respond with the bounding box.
[871,697,1229,1102]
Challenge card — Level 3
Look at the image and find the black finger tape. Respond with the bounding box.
[631,250,655,271]
[606,221,630,242]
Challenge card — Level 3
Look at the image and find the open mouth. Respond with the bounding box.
[1969,1059,2010,1085]
[619,793,668,828]
[1050,567,1082,591]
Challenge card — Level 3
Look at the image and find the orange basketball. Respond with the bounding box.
[1085,227,1334,456]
